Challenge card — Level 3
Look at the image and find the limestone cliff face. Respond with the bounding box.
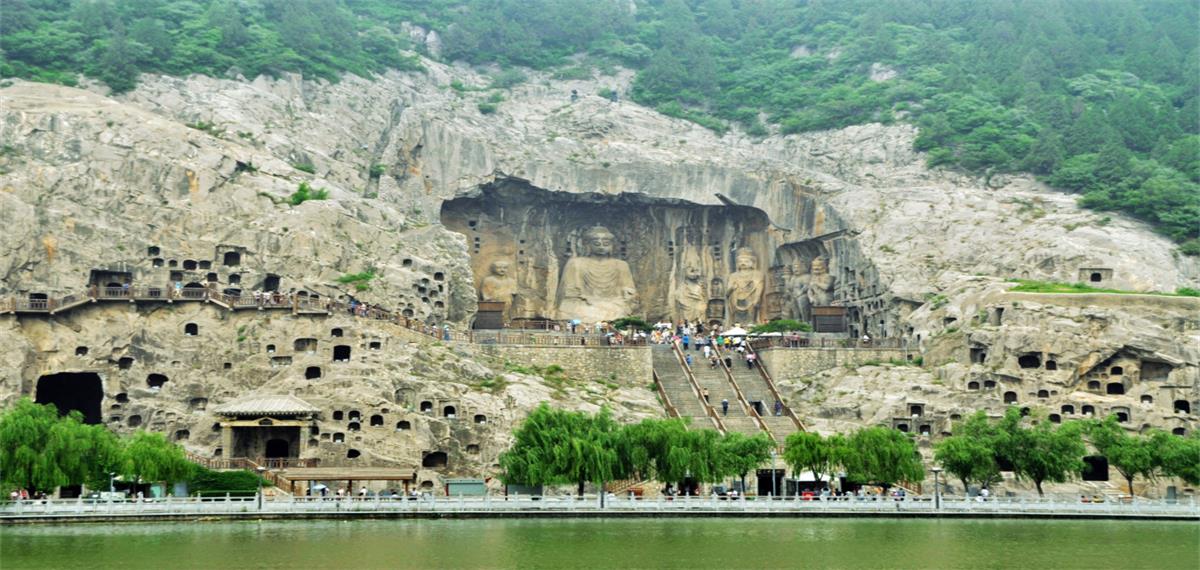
[0,57,1197,491]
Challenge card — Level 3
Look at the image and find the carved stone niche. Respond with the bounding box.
[441,178,774,324]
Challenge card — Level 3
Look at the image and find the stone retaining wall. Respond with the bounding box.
[478,345,652,386]
[760,348,908,382]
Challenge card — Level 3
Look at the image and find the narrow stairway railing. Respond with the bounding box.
[745,344,806,432]
[670,341,726,433]
[711,344,774,441]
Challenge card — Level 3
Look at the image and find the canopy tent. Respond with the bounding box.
[722,327,749,336]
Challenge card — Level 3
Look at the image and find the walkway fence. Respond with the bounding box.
[3,495,1196,520]
[749,336,908,350]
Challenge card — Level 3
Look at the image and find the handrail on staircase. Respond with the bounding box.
[652,370,680,419]
[711,344,775,441]
[745,343,807,432]
[670,341,726,433]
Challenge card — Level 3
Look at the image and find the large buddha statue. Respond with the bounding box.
[675,263,708,321]
[786,259,811,322]
[480,260,517,306]
[727,249,764,324]
[556,226,638,321]
[807,256,836,306]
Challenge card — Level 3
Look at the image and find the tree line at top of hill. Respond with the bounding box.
[1,0,1196,251]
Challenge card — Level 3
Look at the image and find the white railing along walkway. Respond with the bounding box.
[3,495,1196,520]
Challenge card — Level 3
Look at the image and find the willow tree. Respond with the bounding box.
[499,403,624,496]
[1087,415,1162,496]
[658,428,727,486]
[0,399,121,492]
[615,417,691,481]
[1156,431,1200,485]
[784,431,845,490]
[934,411,1001,493]
[997,408,1085,496]
[121,431,192,490]
[842,426,925,494]
[719,431,775,492]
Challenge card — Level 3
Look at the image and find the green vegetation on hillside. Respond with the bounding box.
[1007,279,1200,297]
[2,1,1196,247]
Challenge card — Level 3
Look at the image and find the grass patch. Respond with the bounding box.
[504,362,578,397]
[1007,279,1198,297]
[292,162,316,174]
[335,270,376,291]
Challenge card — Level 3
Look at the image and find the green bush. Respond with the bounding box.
[292,163,316,174]
[491,68,526,88]
[187,466,268,497]
[369,164,386,178]
[478,101,498,114]
[611,316,652,332]
[749,319,812,334]
[288,182,330,206]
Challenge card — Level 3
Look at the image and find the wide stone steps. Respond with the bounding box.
[652,345,711,423]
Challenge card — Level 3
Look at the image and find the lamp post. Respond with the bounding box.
[769,449,778,497]
[930,467,942,511]
[109,472,116,494]
[256,466,266,510]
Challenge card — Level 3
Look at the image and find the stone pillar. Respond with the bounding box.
[220,423,234,457]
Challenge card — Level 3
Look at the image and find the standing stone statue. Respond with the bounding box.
[727,250,764,324]
[675,263,708,321]
[786,259,812,322]
[556,226,637,321]
[807,257,836,307]
[480,260,517,307]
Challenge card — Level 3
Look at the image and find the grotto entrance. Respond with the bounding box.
[35,372,103,424]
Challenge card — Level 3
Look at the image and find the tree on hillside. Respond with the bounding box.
[1087,415,1161,496]
[121,431,192,490]
[996,408,1086,496]
[718,431,775,492]
[658,428,727,486]
[0,399,121,492]
[841,426,924,494]
[499,403,624,496]
[616,417,690,481]
[933,411,1001,494]
[1154,431,1200,486]
[783,431,844,490]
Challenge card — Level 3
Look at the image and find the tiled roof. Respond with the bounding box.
[213,395,319,416]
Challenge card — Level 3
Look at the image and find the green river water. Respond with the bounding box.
[1,518,1196,569]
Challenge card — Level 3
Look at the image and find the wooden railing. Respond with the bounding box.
[749,336,908,350]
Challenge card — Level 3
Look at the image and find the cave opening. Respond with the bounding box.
[422,451,448,468]
[35,372,103,424]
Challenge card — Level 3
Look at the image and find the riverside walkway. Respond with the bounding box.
[3,495,1196,523]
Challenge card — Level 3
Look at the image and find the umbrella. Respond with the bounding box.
[723,327,749,336]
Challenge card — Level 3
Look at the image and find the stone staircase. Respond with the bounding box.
[687,355,762,436]
[719,345,803,442]
[652,345,718,430]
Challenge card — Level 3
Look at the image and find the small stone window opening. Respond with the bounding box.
[305,366,322,380]
[1061,405,1075,415]
[1173,428,1187,436]
[434,272,445,281]
[1045,360,1057,371]
[896,423,909,433]
[1106,383,1125,395]
[331,328,344,337]
[370,414,384,427]
[347,449,361,459]
[266,344,276,353]
[228,274,241,285]
[127,415,142,427]
[1018,354,1041,369]
[1175,400,1191,414]
[169,260,178,268]
[223,251,241,266]
[970,347,987,364]
[170,271,183,282]
[467,444,480,454]
[190,397,208,410]
[348,421,360,431]
[199,260,211,270]
[75,346,88,356]
[396,420,411,430]
[967,381,980,390]
[332,410,344,420]
[118,357,134,370]
[1087,381,1101,390]
[1003,391,1018,404]
[333,345,351,362]
[1037,389,1049,398]
[1048,414,1061,423]
[333,432,345,443]
[348,410,361,421]
[148,246,161,256]
[1116,411,1131,423]
[183,260,198,270]
[147,374,168,389]
[295,338,318,352]
[984,380,997,389]
[443,405,457,418]
[184,323,198,336]
[116,393,129,403]
[402,258,413,267]
[223,362,232,369]
[1140,395,1153,404]
[474,414,487,424]
[909,404,924,417]
[1090,272,1102,283]
[420,401,433,413]
[152,258,164,267]
[1110,366,1124,375]
[369,341,381,350]
[1082,405,1095,416]
[206,272,218,283]
[175,429,190,441]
